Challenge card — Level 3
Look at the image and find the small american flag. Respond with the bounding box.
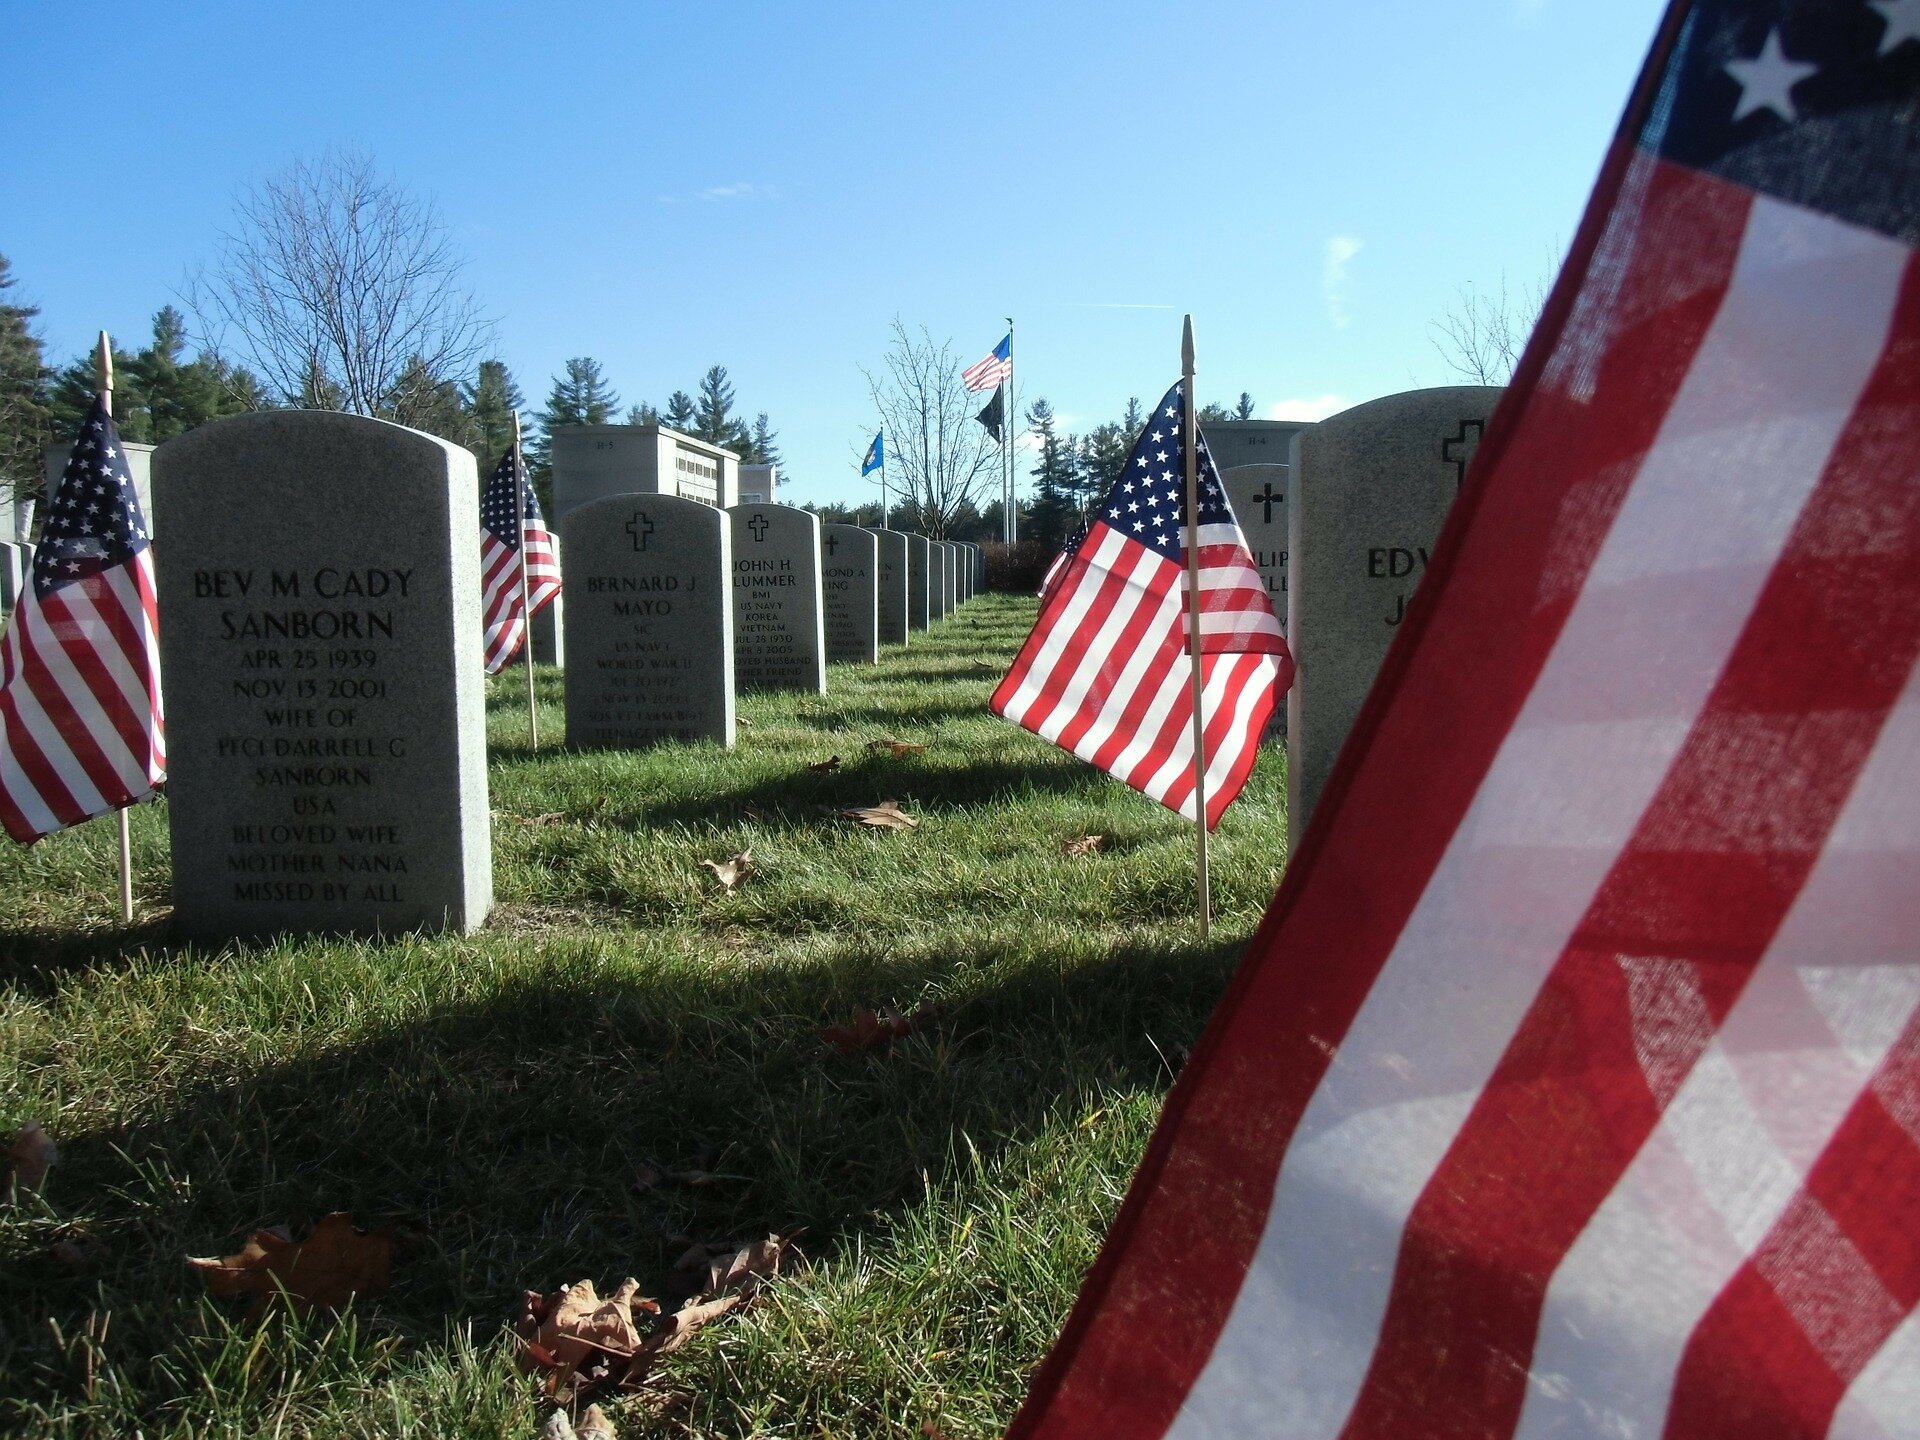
[993,382,1289,828]
[962,333,1012,393]
[0,395,164,845]
[1037,520,1087,602]
[479,446,560,675]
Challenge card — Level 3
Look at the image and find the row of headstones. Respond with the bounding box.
[11,388,1493,944]
[564,496,983,750]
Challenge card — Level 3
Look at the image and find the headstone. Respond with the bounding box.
[530,533,564,667]
[1287,386,1502,842]
[906,533,932,631]
[1200,419,1312,473]
[0,540,24,613]
[1222,463,1290,740]
[955,542,971,602]
[549,424,738,521]
[563,494,732,748]
[152,411,492,939]
[821,524,879,665]
[870,528,910,646]
[943,542,961,612]
[928,540,950,621]
[729,503,826,692]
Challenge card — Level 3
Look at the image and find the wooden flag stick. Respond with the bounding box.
[97,332,135,925]
[513,411,538,752]
[1180,316,1212,939]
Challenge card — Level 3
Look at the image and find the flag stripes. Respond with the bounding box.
[1004,19,1920,1429]
[479,446,560,676]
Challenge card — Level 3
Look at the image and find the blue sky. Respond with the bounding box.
[5,0,1667,508]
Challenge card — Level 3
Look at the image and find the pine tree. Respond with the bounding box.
[1235,391,1255,420]
[693,365,750,449]
[529,357,620,477]
[1024,398,1078,549]
[463,359,524,465]
[384,355,468,441]
[662,390,696,431]
[47,340,141,442]
[746,412,780,466]
[0,254,51,517]
[626,402,661,426]
[128,306,231,442]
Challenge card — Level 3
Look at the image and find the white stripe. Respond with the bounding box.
[1164,196,1910,1440]
[1033,554,1176,745]
[1065,584,1185,761]
[1001,529,1132,726]
[1513,659,1920,1440]
[9,604,113,814]
[63,569,159,783]
[1140,650,1244,808]
[0,624,62,837]
[1105,651,1192,792]
[1831,1309,1920,1440]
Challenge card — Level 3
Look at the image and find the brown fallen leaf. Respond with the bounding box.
[805,755,841,773]
[515,811,567,828]
[516,1267,765,1401]
[578,1404,619,1440]
[866,738,927,757]
[735,715,755,728]
[822,1004,939,1055]
[1062,834,1107,857]
[699,848,755,892]
[839,800,917,830]
[4,1120,56,1203]
[187,1212,392,1319]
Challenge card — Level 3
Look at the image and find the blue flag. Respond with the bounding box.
[861,432,884,475]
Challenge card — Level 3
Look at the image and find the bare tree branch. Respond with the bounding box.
[859,320,1000,538]
[191,149,491,416]
[1428,270,1549,386]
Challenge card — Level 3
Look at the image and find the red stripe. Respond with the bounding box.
[1052,561,1181,757]
[1339,247,1920,1440]
[1004,146,1748,1440]
[0,619,90,838]
[18,595,127,809]
[992,530,1134,727]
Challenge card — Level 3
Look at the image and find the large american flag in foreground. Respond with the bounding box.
[992,383,1289,828]
[0,396,163,845]
[1007,4,1920,1438]
[479,446,560,675]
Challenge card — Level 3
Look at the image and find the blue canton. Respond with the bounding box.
[481,449,542,549]
[37,396,149,598]
[1099,383,1236,563]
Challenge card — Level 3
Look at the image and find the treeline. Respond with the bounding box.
[1021,391,1258,550]
[0,248,782,519]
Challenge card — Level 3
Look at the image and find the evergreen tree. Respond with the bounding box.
[626,402,661,426]
[46,340,141,442]
[1197,400,1236,423]
[530,357,619,476]
[1024,398,1078,549]
[296,357,346,411]
[384,355,468,441]
[693,364,751,449]
[462,359,524,465]
[746,412,780,466]
[128,306,232,442]
[662,390,696,431]
[0,254,50,516]
[1235,391,1256,420]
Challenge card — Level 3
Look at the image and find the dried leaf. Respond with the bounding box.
[540,1411,579,1440]
[671,1233,795,1302]
[515,811,567,828]
[735,716,754,728]
[4,1120,56,1203]
[822,1004,938,1055]
[839,800,917,830]
[866,738,926,757]
[578,1404,619,1440]
[805,755,841,773]
[1062,834,1107,857]
[187,1213,392,1318]
[699,848,755,892]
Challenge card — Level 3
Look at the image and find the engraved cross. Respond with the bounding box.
[1442,419,1485,490]
[748,514,770,542]
[1254,481,1280,524]
[626,512,654,551]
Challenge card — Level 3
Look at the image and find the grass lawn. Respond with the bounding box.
[0,593,1289,1439]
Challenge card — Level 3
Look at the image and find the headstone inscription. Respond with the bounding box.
[870,528,910,646]
[821,524,879,664]
[531,532,564,666]
[729,503,827,692]
[906,533,932,632]
[152,411,492,939]
[563,494,732,748]
[1286,386,1503,843]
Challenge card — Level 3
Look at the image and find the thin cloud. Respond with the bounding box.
[1268,394,1348,422]
[1511,0,1549,25]
[1323,235,1363,330]
[658,181,781,204]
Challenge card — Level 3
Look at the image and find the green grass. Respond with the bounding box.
[0,594,1289,1439]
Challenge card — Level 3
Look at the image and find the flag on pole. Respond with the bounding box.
[962,333,1013,392]
[991,383,1287,828]
[862,432,885,475]
[1005,5,1920,1439]
[0,395,163,845]
[976,385,1005,443]
[479,447,560,676]
[1038,519,1087,601]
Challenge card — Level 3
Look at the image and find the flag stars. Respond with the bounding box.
[1725,29,1818,123]
[1873,0,1920,52]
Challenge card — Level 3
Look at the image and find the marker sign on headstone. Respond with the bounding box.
[821,524,879,664]
[906,533,932,632]
[729,503,826,692]
[871,528,910,646]
[153,412,492,939]
[1286,386,1502,841]
[564,494,732,748]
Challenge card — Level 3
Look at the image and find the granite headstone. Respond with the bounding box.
[906,533,932,632]
[0,540,24,614]
[1286,386,1502,842]
[530,533,564,666]
[729,503,826,692]
[153,411,492,939]
[928,541,950,621]
[563,494,732,748]
[871,528,910,646]
[1223,463,1290,739]
[821,524,879,665]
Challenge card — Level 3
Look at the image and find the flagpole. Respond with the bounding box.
[513,410,538,753]
[1005,317,1017,544]
[1180,315,1211,939]
[97,331,135,926]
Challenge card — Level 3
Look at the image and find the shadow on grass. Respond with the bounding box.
[0,915,181,997]
[2,930,1243,1406]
